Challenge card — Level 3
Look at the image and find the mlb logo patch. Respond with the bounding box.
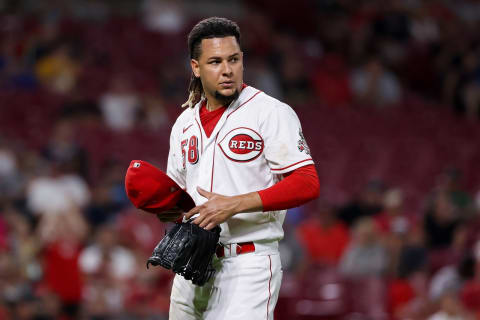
[133,162,141,168]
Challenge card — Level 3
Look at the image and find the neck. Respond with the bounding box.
[204,84,244,111]
[206,98,224,112]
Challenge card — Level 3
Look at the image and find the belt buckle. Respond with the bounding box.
[227,243,239,257]
[217,243,245,258]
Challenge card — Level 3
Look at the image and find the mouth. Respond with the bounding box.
[219,81,234,88]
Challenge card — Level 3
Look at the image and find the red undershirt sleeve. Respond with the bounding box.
[257,164,320,212]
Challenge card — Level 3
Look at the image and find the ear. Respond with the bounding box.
[191,59,200,78]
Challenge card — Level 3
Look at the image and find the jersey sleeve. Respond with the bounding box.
[166,122,186,189]
[260,102,314,174]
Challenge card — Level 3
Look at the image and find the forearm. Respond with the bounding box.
[230,191,263,214]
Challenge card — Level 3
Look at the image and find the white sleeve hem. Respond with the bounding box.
[269,158,314,175]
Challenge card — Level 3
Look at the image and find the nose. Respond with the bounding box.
[222,61,233,76]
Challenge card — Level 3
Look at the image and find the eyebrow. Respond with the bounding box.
[207,53,240,61]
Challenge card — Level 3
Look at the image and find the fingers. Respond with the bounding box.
[205,222,216,230]
[194,213,217,230]
[197,187,213,199]
[188,205,217,229]
[193,213,209,227]
[185,206,201,220]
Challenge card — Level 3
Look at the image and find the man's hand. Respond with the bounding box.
[185,187,262,230]
[156,206,183,223]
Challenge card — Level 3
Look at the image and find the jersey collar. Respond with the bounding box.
[225,85,258,115]
[192,85,261,142]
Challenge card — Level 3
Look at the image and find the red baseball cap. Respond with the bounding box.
[125,160,195,214]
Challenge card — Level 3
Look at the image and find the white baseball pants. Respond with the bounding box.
[169,245,282,320]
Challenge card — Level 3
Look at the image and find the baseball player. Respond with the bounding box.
[165,17,319,319]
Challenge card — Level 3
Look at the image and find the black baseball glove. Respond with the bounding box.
[147,220,221,286]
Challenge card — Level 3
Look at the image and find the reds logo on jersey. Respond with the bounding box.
[218,127,264,162]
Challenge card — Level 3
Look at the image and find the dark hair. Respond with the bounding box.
[182,17,241,108]
[188,17,241,59]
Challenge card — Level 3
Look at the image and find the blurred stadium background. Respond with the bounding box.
[1,0,480,319]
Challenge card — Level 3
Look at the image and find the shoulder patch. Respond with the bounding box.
[297,130,311,155]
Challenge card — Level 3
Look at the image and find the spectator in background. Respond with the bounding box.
[428,291,474,320]
[158,58,189,102]
[0,141,23,203]
[60,90,102,126]
[397,227,428,283]
[312,53,352,107]
[27,22,61,65]
[350,55,402,107]
[452,0,480,25]
[373,1,410,45]
[31,291,62,320]
[441,44,480,120]
[3,206,41,282]
[279,53,312,104]
[338,180,385,227]
[99,74,140,131]
[79,224,136,281]
[459,239,480,317]
[429,253,475,302]
[339,216,388,278]
[26,159,91,217]
[410,5,440,45]
[388,226,430,319]
[423,192,462,250]
[296,200,350,267]
[0,37,37,90]
[35,41,80,94]
[0,250,37,319]
[268,33,313,104]
[141,0,186,34]
[42,119,89,180]
[86,158,130,226]
[140,93,169,131]
[79,223,136,317]
[375,188,412,235]
[457,49,480,121]
[37,206,88,319]
[375,188,415,277]
[434,168,473,216]
[244,58,282,99]
[372,1,410,68]
[424,190,469,273]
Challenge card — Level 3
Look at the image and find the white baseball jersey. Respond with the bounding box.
[166,85,313,244]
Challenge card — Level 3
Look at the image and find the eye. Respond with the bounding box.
[209,60,220,65]
[230,57,239,62]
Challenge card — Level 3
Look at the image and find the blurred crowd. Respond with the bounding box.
[1,0,480,319]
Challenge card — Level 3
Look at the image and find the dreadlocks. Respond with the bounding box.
[181,17,241,108]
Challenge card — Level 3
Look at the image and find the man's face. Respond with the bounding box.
[191,36,243,105]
